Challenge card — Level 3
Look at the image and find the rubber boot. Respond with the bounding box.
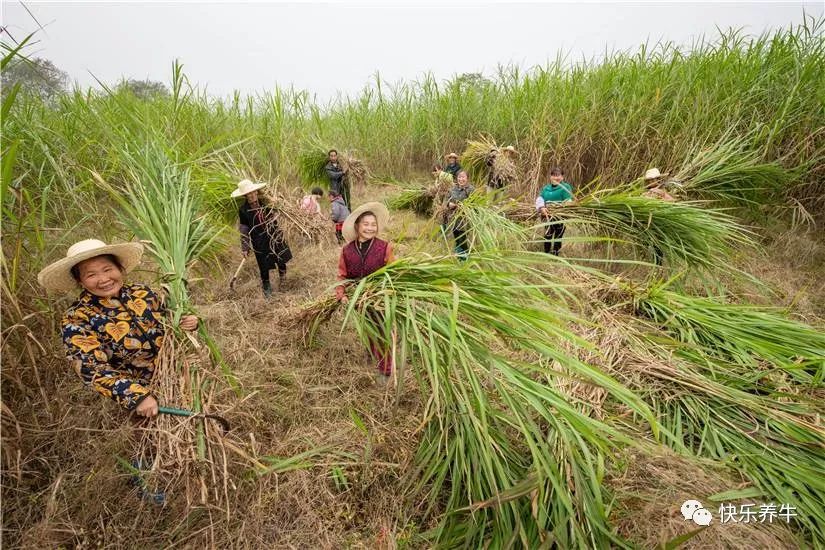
[262,280,273,298]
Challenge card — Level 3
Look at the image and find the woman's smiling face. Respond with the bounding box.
[76,256,124,298]
[356,213,378,241]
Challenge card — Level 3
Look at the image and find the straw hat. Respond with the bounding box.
[37,239,144,293]
[502,145,518,155]
[230,179,267,198]
[644,168,669,181]
[342,202,390,243]
[445,152,458,160]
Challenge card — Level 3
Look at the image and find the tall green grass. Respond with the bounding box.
[4,20,823,210]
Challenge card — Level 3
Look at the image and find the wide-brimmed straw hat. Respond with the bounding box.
[644,168,669,181]
[342,202,390,243]
[230,179,267,198]
[502,145,518,155]
[445,152,458,159]
[37,239,144,293]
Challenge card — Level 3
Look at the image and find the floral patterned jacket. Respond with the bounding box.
[61,283,166,410]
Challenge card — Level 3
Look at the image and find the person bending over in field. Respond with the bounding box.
[38,238,200,503]
[443,170,475,260]
[535,167,574,256]
[330,191,350,245]
[335,202,396,384]
[233,179,293,298]
[300,187,324,216]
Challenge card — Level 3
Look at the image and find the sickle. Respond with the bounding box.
[157,406,231,434]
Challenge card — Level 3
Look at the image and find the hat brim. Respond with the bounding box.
[644,172,669,181]
[445,153,458,159]
[230,182,267,198]
[342,202,390,243]
[37,242,144,293]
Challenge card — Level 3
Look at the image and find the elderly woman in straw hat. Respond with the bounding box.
[335,202,396,380]
[233,178,293,298]
[37,239,199,419]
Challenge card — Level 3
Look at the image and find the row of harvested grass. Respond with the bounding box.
[295,247,825,547]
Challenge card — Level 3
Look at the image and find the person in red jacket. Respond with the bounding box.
[335,202,395,380]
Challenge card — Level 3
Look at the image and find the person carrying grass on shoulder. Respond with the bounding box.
[233,179,293,298]
[535,166,574,256]
[325,149,350,208]
[642,167,676,265]
[443,152,462,182]
[300,187,324,216]
[335,202,396,382]
[37,239,200,503]
[444,170,475,260]
[330,191,350,245]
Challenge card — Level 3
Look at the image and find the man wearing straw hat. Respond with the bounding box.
[233,179,293,298]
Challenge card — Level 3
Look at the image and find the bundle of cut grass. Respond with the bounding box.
[300,252,655,548]
[551,192,756,270]
[387,185,430,214]
[460,136,519,188]
[94,140,241,505]
[450,192,531,253]
[259,187,331,245]
[671,135,793,205]
[341,153,369,189]
[296,145,330,187]
[296,142,368,192]
[288,294,340,346]
[628,282,825,385]
[581,297,825,546]
[388,174,453,216]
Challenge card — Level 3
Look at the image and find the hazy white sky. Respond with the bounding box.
[1,1,821,102]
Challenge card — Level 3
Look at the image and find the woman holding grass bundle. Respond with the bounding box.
[443,170,475,259]
[233,179,293,298]
[535,167,574,255]
[335,202,395,380]
[37,239,199,418]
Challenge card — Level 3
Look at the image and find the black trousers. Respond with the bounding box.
[543,218,565,255]
[255,253,287,287]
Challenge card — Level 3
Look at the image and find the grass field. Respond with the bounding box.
[2,18,824,549]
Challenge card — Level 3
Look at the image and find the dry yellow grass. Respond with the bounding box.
[4,183,823,548]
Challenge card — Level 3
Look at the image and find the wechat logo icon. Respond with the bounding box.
[681,500,713,526]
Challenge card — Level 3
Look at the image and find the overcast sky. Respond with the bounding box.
[1,1,821,102]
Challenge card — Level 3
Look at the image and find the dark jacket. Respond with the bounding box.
[443,162,462,182]
[325,162,346,195]
[443,183,475,229]
[239,199,292,269]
